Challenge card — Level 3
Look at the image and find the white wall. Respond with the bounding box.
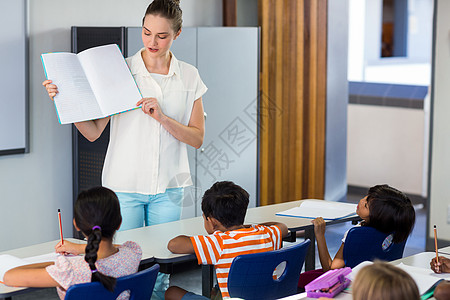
[0,0,221,252]
[429,0,450,241]
[347,105,425,196]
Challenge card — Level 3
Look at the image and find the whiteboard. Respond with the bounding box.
[0,0,28,155]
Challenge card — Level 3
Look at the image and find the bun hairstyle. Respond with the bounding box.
[74,186,122,292]
[143,0,183,33]
[364,184,415,243]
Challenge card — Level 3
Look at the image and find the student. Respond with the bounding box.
[430,256,450,300]
[3,187,142,300]
[299,184,416,288]
[351,261,420,300]
[165,181,289,300]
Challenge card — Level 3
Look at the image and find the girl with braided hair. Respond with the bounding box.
[4,186,142,299]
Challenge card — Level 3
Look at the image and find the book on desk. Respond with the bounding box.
[276,200,358,220]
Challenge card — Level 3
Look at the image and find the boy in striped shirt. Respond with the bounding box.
[166,181,289,300]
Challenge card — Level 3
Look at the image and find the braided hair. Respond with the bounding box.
[143,0,183,33]
[74,186,122,292]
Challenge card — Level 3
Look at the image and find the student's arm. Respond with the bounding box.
[330,244,345,270]
[313,217,345,271]
[136,97,205,149]
[3,263,60,288]
[258,221,289,238]
[167,235,195,254]
[434,281,450,300]
[42,80,110,142]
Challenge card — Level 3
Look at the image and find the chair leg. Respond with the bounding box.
[202,265,214,298]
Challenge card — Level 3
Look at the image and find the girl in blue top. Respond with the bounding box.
[314,184,415,272]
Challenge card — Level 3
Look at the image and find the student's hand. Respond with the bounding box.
[55,240,85,256]
[136,97,165,121]
[434,281,450,300]
[431,256,450,273]
[312,217,326,237]
[42,80,58,100]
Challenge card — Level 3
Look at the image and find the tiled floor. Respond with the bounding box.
[11,192,427,299]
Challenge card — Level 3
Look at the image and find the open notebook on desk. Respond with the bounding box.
[0,252,59,282]
[276,200,357,220]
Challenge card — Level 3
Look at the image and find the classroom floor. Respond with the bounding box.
[13,191,426,299]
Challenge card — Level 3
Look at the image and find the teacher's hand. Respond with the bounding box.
[136,97,164,121]
[42,79,58,100]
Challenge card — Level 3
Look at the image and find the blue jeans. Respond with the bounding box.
[116,188,183,230]
[116,188,184,300]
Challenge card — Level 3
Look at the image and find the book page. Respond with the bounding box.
[395,263,449,295]
[41,53,103,124]
[0,253,59,282]
[276,200,357,220]
[78,44,142,115]
[0,254,28,282]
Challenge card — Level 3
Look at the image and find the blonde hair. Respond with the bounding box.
[353,261,420,300]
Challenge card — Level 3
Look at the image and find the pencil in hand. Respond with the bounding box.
[58,209,64,245]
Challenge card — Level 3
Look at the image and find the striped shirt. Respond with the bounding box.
[190,224,282,299]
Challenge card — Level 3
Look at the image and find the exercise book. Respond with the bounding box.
[276,200,357,220]
[41,44,142,124]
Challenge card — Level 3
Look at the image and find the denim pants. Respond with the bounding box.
[116,188,184,300]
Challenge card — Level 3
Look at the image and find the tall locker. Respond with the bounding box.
[71,27,126,236]
[127,27,260,218]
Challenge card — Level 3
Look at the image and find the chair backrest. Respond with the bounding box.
[227,239,311,300]
[65,264,160,300]
[343,226,407,268]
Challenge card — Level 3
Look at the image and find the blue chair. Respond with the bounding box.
[65,264,160,300]
[227,239,311,300]
[343,226,407,268]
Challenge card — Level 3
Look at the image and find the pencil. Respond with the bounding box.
[58,209,64,245]
[434,225,439,264]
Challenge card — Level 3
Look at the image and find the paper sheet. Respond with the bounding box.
[0,252,59,282]
[276,200,357,220]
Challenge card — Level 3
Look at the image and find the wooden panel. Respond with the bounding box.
[259,0,327,205]
[223,0,237,26]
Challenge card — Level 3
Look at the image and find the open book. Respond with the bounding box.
[276,200,357,220]
[41,44,142,124]
[0,252,58,282]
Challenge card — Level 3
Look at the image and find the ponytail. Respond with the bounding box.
[84,226,116,292]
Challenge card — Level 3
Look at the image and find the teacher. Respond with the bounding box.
[43,0,206,298]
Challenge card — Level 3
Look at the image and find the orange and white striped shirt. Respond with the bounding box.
[190,224,282,299]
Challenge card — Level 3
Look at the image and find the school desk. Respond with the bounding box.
[0,200,360,299]
[113,199,360,297]
[0,238,86,300]
[278,251,450,300]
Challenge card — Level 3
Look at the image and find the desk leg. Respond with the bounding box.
[304,227,316,271]
[202,264,214,298]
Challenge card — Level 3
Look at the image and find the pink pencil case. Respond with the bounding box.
[305,267,352,298]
